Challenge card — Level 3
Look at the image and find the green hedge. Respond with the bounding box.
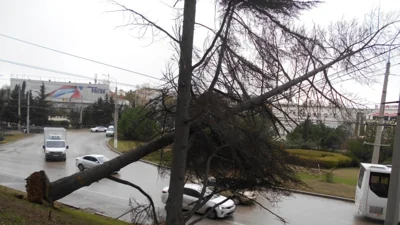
[286,149,352,169]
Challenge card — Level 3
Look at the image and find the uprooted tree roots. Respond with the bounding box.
[25,170,53,206]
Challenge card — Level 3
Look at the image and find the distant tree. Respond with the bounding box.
[118,107,158,141]
[2,85,20,124]
[124,90,136,107]
[82,95,116,126]
[0,86,10,126]
[31,82,51,126]
[68,109,81,129]
[287,120,350,150]
[346,123,394,163]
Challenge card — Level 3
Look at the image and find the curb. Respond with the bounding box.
[284,188,354,203]
[104,140,354,203]
[105,139,170,168]
[60,202,81,210]
[94,212,109,217]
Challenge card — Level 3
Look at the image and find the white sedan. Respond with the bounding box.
[75,154,119,173]
[161,183,236,219]
[90,126,107,132]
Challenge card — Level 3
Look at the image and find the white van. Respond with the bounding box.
[43,127,69,161]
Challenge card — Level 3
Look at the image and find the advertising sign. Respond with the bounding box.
[10,78,109,104]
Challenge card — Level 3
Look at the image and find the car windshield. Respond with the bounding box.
[107,128,114,131]
[97,156,109,163]
[46,141,65,148]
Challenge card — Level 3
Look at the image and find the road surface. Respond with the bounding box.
[0,131,384,225]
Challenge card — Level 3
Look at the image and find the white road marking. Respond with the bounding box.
[222,220,247,225]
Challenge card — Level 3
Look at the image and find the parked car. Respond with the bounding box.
[161,183,236,219]
[75,154,119,173]
[220,190,257,205]
[90,126,107,132]
[106,127,114,137]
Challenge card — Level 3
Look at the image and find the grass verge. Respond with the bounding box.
[0,185,130,225]
[295,167,359,199]
[0,133,31,144]
[108,139,172,167]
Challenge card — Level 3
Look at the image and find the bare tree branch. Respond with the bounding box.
[113,2,180,44]
[107,176,159,225]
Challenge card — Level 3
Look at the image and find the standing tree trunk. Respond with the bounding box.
[165,0,197,224]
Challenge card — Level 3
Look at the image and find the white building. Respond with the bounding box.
[364,104,398,127]
[134,87,163,106]
[272,103,373,139]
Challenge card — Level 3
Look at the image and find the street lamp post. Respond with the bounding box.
[27,91,31,134]
[103,74,118,149]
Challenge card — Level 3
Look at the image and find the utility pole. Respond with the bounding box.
[27,91,30,134]
[79,92,83,129]
[371,61,391,164]
[114,85,118,149]
[18,85,21,131]
[384,95,400,225]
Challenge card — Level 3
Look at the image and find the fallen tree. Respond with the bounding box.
[26,38,397,202]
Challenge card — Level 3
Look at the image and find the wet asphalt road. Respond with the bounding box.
[0,131,385,225]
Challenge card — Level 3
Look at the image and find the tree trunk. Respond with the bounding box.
[49,133,175,201]
[165,0,197,224]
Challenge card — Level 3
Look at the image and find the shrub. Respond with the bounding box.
[118,107,158,142]
[324,170,335,183]
[344,152,360,167]
[286,149,352,169]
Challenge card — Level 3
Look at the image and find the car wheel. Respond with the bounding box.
[206,208,217,219]
[63,157,66,162]
[78,164,85,171]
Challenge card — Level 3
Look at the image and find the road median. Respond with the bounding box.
[105,139,171,168]
[0,133,33,145]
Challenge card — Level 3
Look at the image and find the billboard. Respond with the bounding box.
[10,78,109,104]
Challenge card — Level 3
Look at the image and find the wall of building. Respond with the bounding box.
[272,104,373,139]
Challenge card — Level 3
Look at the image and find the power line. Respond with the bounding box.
[0,58,139,89]
[290,51,400,100]
[0,33,162,80]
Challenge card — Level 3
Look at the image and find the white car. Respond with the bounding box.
[75,154,119,173]
[106,127,114,137]
[189,176,256,205]
[90,126,107,132]
[161,183,236,219]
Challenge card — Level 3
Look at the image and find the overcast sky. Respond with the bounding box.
[0,0,399,108]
